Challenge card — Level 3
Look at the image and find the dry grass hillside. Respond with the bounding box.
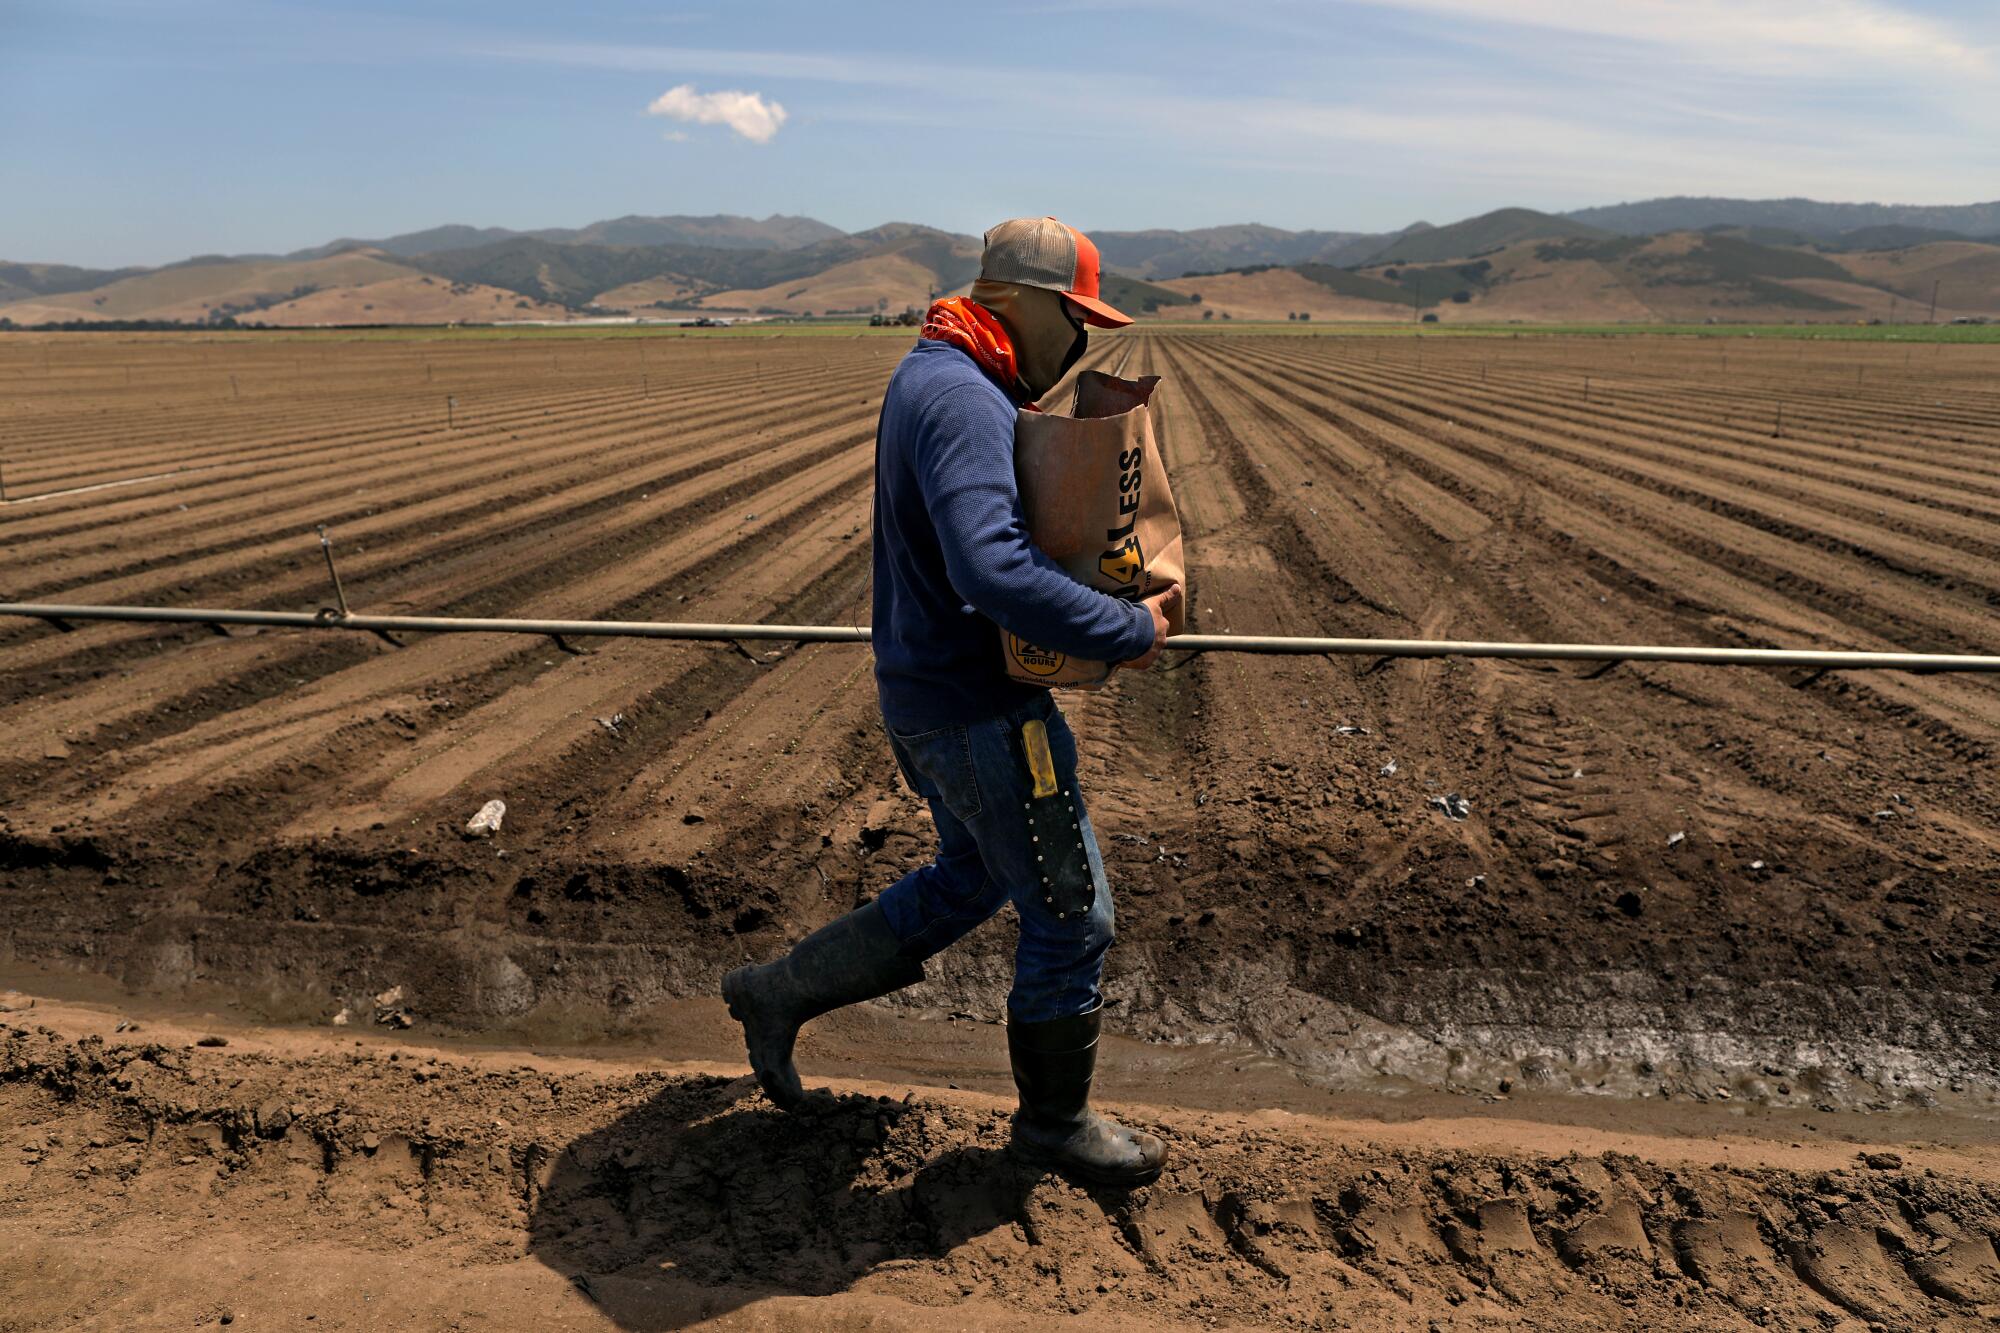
[1457,256,1656,322]
[1345,231,1998,325]
[7,218,1996,328]
[245,275,573,326]
[1153,268,1407,322]
[593,273,720,309]
[0,251,412,322]
[1836,241,2000,311]
[698,253,954,316]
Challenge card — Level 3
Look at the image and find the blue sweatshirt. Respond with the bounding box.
[871,339,1155,731]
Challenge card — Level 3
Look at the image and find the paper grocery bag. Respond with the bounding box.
[1000,371,1187,688]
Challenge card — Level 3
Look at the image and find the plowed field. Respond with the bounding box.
[4,328,1999,1329]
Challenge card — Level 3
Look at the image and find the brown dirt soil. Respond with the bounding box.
[4,327,2000,1325]
[6,994,1999,1330]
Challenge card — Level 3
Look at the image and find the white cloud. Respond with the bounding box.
[645,84,788,143]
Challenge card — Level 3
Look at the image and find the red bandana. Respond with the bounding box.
[920,297,1024,401]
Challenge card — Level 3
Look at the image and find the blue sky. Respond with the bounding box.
[4,0,1996,267]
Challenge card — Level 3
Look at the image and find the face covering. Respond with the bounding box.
[970,278,1087,402]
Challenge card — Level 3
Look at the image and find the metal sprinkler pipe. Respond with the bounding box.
[3,602,1998,675]
[315,525,352,618]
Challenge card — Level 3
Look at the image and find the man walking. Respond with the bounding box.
[724,217,1177,1187]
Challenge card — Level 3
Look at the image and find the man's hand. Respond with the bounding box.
[1120,585,1183,672]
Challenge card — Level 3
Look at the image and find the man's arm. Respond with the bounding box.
[916,383,1156,663]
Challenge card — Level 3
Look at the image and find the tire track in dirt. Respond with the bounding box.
[1162,336,1699,882]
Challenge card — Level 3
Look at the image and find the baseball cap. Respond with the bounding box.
[980,216,1132,328]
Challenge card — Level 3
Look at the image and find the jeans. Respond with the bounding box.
[875,691,1114,1025]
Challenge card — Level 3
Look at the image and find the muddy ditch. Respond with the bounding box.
[5,824,1996,1124]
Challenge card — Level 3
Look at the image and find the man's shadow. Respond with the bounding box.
[525,1074,1040,1330]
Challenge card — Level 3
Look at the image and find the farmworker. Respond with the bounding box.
[725,217,1178,1187]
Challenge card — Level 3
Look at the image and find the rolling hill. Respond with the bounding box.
[535,213,843,251]
[402,238,696,307]
[1151,267,1407,322]
[1568,196,2000,244]
[5,199,1997,328]
[1141,228,2000,325]
[1350,230,1996,324]
[1092,223,1438,278]
[1834,242,2000,309]
[396,223,978,312]
[696,253,956,316]
[1093,224,1371,278]
[289,213,843,260]
[1361,208,1610,264]
[0,261,149,305]
[1097,273,1199,315]
[0,251,414,324]
[247,275,573,325]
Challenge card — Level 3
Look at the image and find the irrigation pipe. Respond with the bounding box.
[4,602,1998,675]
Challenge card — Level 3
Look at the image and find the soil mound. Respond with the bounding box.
[7,1016,1999,1329]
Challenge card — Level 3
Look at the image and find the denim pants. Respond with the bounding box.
[874,691,1114,1025]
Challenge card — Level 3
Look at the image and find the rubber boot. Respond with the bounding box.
[1008,1002,1167,1188]
[721,900,925,1110]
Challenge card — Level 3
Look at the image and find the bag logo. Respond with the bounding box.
[1099,443,1145,591]
[1099,535,1142,586]
[1007,634,1066,677]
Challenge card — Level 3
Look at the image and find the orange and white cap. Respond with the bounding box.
[979,216,1132,328]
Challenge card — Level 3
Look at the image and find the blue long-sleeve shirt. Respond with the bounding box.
[871,339,1155,731]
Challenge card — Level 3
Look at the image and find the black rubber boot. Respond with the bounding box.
[1008,1002,1167,1188]
[721,900,925,1110]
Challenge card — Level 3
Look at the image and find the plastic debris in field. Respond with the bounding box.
[1380,759,1398,777]
[466,799,507,837]
[1667,831,1687,850]
[1428,793,1471,821]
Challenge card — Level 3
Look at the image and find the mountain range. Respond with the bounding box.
[4,197,1996,328]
